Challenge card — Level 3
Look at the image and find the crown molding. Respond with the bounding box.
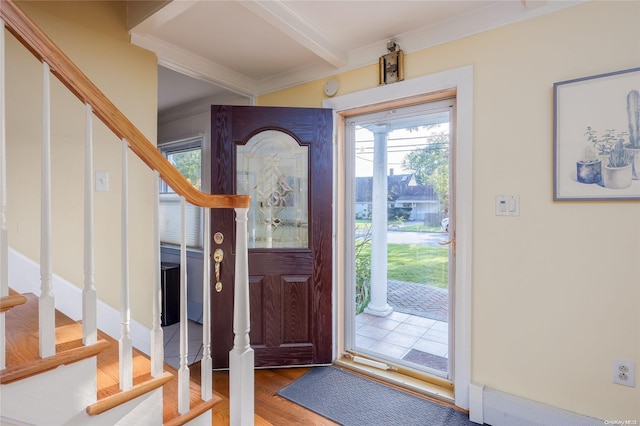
[133,0,586,97]
[254,1,585,95]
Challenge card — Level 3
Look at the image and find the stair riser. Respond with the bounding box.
[1,358,96,425]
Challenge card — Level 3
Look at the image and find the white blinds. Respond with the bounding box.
[159,193,203,248]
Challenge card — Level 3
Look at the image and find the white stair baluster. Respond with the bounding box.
[83,103,97,345]
[151,171,163,377]
[0,16,7,370]
[39,62,55,358]
[201,206,212,400]
[230,207,253,426]
[178,196,189,414]
[119,138,132,390]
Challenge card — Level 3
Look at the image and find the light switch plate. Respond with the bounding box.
[96,171,109,192]
[496,195,519,216]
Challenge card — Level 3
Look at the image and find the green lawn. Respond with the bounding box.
[396,223,442,233]
[357,242,449,289]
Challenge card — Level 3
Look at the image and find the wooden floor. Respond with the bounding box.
[191,366,338,425]
[193,364,464,426]
[5,291,456,425]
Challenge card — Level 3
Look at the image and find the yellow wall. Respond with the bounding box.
[260,1,640,421]
[6,1,158,327]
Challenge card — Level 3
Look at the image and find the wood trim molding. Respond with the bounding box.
[0,339,111,384]
[0,0,249,209]
[86,372,173,416]
[163,397,218,426]
[0,294,27,312]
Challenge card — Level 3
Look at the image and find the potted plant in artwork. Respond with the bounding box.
[585,127,626,158]
[625,90,640,180]
[576,145,602,184]
[603,139,632,189]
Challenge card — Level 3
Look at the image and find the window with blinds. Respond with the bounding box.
[159,136,203,249]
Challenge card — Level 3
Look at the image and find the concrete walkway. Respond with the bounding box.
[387,280,448,323]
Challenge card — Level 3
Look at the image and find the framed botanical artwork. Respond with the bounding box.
[553,67,640,201]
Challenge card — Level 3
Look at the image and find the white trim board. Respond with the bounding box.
[323,65,474,410]
[469,383,603,426]
[7,248,152,355]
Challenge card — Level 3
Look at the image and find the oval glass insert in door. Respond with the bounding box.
[236,130,309,249]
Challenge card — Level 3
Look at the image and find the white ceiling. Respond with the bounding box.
[129,0,583,113]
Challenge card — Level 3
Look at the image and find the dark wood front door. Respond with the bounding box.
[210,105,332,368]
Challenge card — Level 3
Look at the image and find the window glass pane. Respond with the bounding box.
[237,130,309,249]
[167,147,201,191]
[159,194,203,248]
[350,101,452,376]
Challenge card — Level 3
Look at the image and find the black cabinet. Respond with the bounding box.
[160,262,180,327]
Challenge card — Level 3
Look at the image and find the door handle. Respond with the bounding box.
[438,233,456,255]
[214,248,223,292]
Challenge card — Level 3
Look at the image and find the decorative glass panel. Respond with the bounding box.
[237,130,309,248]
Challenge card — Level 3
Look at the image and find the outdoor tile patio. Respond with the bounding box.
[356,280,450,372]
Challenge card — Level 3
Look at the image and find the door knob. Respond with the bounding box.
[214,248,223,292]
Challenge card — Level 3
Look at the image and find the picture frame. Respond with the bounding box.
[553,67,640,201]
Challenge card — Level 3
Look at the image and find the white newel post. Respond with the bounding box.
[201,206,212,401]
[365,127,392,317]
[83,103,97,345]
[151,171,163,377]
[178,196,190,414]
[39,62,55,357]
[119,139,133,390]
[0,17,7,370]
[230,207,253,426]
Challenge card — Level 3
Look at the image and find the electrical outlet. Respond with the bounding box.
[613,359,635,387]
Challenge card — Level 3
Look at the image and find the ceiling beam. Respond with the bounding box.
[237,0,347,69]
[130,33,259,96]
[129,0,198,36]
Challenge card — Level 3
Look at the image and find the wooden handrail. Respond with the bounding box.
[0,0,249,209]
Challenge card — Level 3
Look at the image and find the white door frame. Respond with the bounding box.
[323,65,473,410]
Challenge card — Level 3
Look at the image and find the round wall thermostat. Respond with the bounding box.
[324,79,339,97]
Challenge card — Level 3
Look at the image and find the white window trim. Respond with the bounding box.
[323,65,473,410]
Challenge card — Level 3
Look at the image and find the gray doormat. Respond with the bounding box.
[276,366,475,426]
[402,349,448,372]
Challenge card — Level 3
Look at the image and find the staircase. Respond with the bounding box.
[0,1,253,424]
[2,290,217,425]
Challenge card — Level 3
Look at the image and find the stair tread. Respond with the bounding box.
[4,293,83,366]
[161,362,222,422]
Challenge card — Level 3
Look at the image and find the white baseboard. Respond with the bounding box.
[468,383,603,426]
[8,248,151,355]
[469,383,484,423]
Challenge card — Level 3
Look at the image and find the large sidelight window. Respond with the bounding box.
[346,99,455,379]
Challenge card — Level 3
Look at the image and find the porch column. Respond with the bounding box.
[365,126,393,317]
